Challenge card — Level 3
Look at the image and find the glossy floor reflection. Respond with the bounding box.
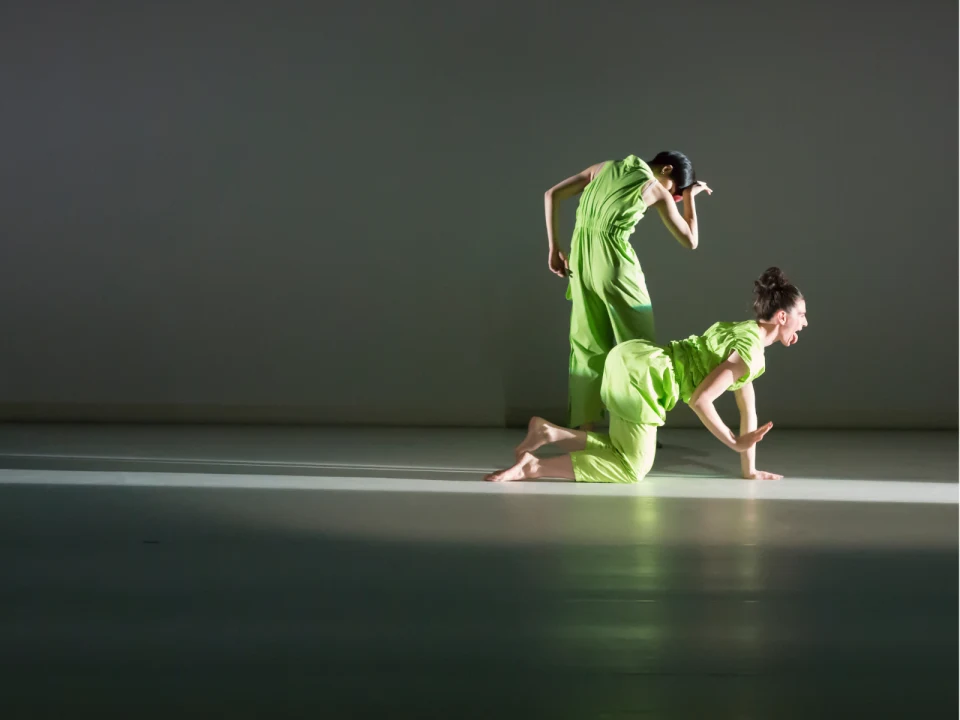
[0,426,956,718]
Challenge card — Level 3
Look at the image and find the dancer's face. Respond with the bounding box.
[777,299,808,346]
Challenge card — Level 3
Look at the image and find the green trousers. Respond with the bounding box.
[567,224,656,429]
[569,338,678,483]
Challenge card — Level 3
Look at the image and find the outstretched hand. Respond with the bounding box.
[683,181,712,199]
[548,248,569,278]
[733,421,773,453]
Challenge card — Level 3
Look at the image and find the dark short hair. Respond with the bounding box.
[647,150,696,191]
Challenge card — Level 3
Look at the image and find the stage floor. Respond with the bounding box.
[0,424,956,718]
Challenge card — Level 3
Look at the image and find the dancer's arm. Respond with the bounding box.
[734,382,758,475]
[651,181,711,250]
[689,353,772,453]
[544,163,605,277]
[735,383,783,480]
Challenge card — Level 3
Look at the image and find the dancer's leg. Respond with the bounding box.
[568,414,657,484]
[602,253,662,448]
[568,252,614,430]
[604,257,656,347]
[484,452,575,483]
[607,414,658,479]
[514,416,588,461]
[488,415,656,484]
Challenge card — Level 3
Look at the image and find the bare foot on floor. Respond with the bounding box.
[513,416,554,461]
[485,452,538,482]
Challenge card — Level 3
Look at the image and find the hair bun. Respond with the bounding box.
[753,267,802,320]
[754,266,788,295]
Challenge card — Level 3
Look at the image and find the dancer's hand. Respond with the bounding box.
[684,181,712,198]
[743,469,783,481]
[732,421,772,452]
[548,247,569,278]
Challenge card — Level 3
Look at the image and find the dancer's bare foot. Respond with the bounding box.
[513,416,554,461]
[485,452,539,483]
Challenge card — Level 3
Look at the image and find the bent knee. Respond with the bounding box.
[620,455,654,482]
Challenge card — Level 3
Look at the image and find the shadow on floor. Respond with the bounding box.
[0,482,956,719]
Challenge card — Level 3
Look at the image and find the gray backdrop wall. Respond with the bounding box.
[1,0,956,428]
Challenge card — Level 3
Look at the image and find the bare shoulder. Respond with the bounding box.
[643,178,670,206]
[585,161,608,182]
[725,350,748,371]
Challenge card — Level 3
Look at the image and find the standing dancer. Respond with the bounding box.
[544,151,710,430]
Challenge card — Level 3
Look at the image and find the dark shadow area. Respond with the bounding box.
[648,441,731,477]
[0,484,955,719]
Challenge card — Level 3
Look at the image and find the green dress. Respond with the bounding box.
[570,321,766,484]
[566,155,658,428]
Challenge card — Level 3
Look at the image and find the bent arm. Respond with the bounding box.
[652,182,698,249]
[688,353,750,450]
[544,163,605,251]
